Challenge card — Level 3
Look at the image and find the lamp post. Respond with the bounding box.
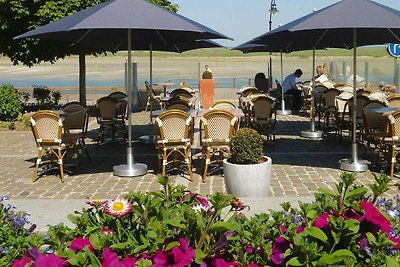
[268,0,278,91]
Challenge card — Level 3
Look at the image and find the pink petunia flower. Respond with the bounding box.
[69,237,94,253]
[313,213,331,229]
[33,253,67,267]
[270,236,292,266]
[13,256,32,267]
[388,236,400,249]
[360,201,392,233]
[341,208,363,221]
[101,227,114,235]
[153,238,195,267]
[102,248,120,267]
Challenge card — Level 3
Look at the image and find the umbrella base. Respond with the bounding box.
[139,135,156,144]
[113,163,148,177]
[276,109,292,115]
[338,158,369,172]
[300,130,323,138]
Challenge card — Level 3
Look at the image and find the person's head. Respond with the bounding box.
[316,66,323,76]
[205,65,209,69]
[295,69,303,78]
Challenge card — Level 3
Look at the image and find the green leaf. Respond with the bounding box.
[302,227,328,243]
[165,241,180,251]
[165,217,186,228]
[317,188,337,197]
[209,221,240,232]
[317,250,355,265]
[344,187,368,199]
[286,257,304,266]
[385,256,400,267]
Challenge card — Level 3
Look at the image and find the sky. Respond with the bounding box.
[172,0,400,47]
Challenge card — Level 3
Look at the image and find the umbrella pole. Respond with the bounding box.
[114,29,148,177]
[276,51,291,115]
[339,28,368,172]
[139,43,157,144]
[301,47,322,138]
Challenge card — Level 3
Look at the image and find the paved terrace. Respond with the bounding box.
[0,88,399,201]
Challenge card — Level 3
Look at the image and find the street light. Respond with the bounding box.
[268,1,278,92]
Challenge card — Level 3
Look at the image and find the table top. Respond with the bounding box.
[53,109,84,117]
[367,107,399,115]
[153,82,175,87]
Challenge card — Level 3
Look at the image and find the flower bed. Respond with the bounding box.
[1,174,399,267]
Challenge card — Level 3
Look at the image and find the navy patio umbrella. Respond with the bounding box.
[15,0,231,177]
[247,0,400,172]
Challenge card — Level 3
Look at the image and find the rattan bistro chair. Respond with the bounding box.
[200,110,237,182]
[385,110,400,178]
[95,97,126,144]
[210,100,237,111]
[62,102,90,161]
[165,96,193,111]
[155,110,194,180]
[30,110,76,182]
[249,95,276,143]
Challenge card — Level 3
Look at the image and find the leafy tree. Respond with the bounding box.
[0,0,178,105]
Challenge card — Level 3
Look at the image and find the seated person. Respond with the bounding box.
[314,66,335,88]
[254,72,269,93]
[282,69,303,111]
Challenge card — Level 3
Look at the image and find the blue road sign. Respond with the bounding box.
[388,43,400,58]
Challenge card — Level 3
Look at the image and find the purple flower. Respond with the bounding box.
[201,255,240,267]
[358,237,372,257]
[102,248,120,267]
[270,236,292,266]
[388,236,400,249]
[246,244,254,254]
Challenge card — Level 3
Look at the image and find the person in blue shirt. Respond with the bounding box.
[282,69,303,111]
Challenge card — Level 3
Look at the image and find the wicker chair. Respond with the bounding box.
[387,95,400,108]
[108,91,128,120]
[145,81,162,112]
[165,96,193,111]
[95,97,126,144]
[155,110,194,180]
[210,100,237,111]
[384,110,400,178]
[346,95,371,141]
[30,110,76,182]
[62,102,90,161]
[200,110,237,182]
[249,95,276,143]
[319,88,341,129]
[169,88,194,99]
[362,101,388,165]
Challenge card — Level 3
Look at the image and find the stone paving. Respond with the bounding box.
[0,88,399,200]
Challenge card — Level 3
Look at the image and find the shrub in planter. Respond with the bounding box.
[0,84,22,121]
[202,70,213,79]
[229,128,264,164]
[9,174,400,266]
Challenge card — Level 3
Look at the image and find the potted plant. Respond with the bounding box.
[223,128,272,197]
[199,69,214,109]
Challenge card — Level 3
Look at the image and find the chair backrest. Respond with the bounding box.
[347,95,371,120]
[177,85,194,94]
[169,88,193,99]
[250,95,275,120]
[201,110,237,142]
[165,96,192,111]
[335,92,353,115]
[156,109,192,142]
[108,91,127,100]
[31,110,63,146]
[362,101,387,134]
[242,87,259,97]
[322,88,341,108]
[387,95,400,108]
[368,91,389,104]
[96,97,118,121]
[239,85,257,92]
[210,100,237,111]
[388,109,400,137]
[62,102,87,131]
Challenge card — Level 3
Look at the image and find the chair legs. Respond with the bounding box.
[159,147,192,180]
[390,143,399,178]
[33,147,66,183]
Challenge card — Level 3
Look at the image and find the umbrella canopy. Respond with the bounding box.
[245,0,400,172]
[15,0,231,177]
[15,0,231,47]
[250,0,400,49]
